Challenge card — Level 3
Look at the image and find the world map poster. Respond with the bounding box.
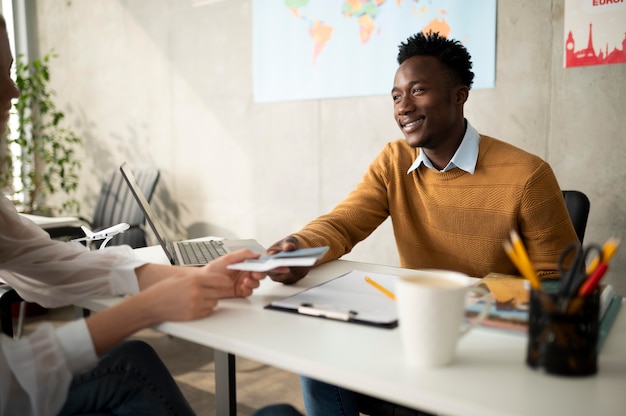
[252,0,496,103]
[564,0,626,68]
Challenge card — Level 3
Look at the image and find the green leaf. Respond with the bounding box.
[3,51,83,214]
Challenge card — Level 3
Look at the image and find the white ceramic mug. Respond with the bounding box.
[395,270,492,367]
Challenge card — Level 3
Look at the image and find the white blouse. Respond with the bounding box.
[0,193,147,416]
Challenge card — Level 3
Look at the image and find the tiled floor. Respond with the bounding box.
[20,306,306,416]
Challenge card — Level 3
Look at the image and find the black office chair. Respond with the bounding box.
[562,190,590,244]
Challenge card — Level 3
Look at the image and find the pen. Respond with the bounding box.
[578,262,608,296]
[365,276,396,300]
[506,230,541,290]
[298,304,357,321]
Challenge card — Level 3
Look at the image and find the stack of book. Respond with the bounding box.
[465,273,622,350]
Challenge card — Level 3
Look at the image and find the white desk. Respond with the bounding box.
[19,213,82,228]
[19,213,84,239]
[76,245,626,416]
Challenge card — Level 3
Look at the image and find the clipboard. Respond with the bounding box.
[265,270,399,328]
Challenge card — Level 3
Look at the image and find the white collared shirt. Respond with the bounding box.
[406,120,481,175]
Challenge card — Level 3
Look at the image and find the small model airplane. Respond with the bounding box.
[72,222,130,249]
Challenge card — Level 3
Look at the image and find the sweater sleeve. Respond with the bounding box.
[293,143,393,263]
[518,162,579,278]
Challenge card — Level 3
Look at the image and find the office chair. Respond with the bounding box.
[84,167,160,249]
[45,167,160,248]
[561,190,590,244]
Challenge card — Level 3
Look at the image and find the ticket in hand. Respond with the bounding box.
[227,246,329,272]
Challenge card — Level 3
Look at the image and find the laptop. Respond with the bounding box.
[120,162,266,266]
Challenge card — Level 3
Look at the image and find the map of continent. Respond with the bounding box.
[254,0,496,102]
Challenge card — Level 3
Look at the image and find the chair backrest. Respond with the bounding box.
[562,190,590,244]
[92,167,160,248]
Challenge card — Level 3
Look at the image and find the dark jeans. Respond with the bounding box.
[300,376,433,416]
[58,340,195,416]
[253,404,304,416]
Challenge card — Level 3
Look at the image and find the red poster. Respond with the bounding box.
[564,0,626,67]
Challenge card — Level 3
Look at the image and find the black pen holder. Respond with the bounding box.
[526,288,599,376]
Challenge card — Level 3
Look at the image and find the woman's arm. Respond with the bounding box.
[134,250,266,296]
[87,268,230,354]
[0,195,146,306]
[0,251,267,415]
[91,249,266,354]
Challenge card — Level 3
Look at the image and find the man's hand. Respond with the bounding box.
[265,236,312,284]
[205,249,267,297]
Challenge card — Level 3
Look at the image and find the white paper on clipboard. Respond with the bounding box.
[266,270,399,328]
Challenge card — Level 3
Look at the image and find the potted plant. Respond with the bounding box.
[0,51,82,214]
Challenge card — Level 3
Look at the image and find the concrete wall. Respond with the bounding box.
[26,0,626,294]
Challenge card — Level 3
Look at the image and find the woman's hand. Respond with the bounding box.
[87,270,233,354]
[136,269,232,322]
[204,249,268,297]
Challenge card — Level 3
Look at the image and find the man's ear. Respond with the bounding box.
[455,85,469,105]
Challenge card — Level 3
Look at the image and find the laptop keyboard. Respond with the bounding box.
[177,240,228,264]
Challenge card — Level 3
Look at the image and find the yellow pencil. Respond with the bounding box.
[503,240,538,288]
[508,230,542,289]
[365,276,396,300]
[502,240,523,270]
[586,237,621,274]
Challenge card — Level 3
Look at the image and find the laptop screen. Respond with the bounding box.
[119,162,175,264]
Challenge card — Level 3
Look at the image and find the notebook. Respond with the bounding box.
[120,162,266,266]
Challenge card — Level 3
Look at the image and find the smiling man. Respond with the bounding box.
[267,32,576,286]
[265,32,578,416]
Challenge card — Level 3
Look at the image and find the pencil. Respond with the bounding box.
[585,237,621,275]
[578,237,620,296]
[503,240,539,289]
[365,276,396,300]
[508,230,542,290]
[503,240,523,270]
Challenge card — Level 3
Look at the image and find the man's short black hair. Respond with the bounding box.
[397,32,474,89]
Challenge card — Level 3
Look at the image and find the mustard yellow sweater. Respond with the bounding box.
[293,136,578,278]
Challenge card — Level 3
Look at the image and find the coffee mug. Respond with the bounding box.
[395,270,492,367]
